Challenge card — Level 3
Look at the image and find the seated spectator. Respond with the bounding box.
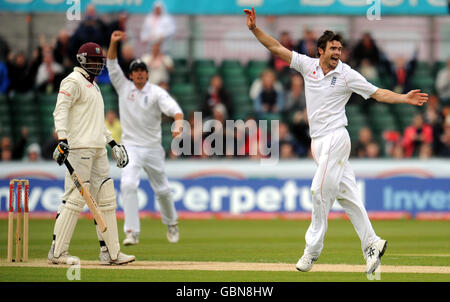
[25,143,41,161]
[42,128,58,160]
[249,68,283,102]
[141,41,173,86]
[295,28,317,58]
[201,74,233,119]
[7,51,38,93]
[419,143,433,159]
[438,115,450,157]
[436,58,450,105]
[35,45,64,93]
[253,69,283,114]
[402,113,433,157]
[282,75,309,156]
[0,127,28,161]
[391,142,404,159]
[365,141,380,158]
[389,54,417,94]
[383,130,401,158]
[352,127,374,158]
[280,141,296,159]
[277,121,304,157]
[424,95,444,155]
[352,32,380,67]
[358,58,378,83]
[105,110,122,143]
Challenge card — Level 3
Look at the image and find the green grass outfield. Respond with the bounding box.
[0,218,449,282]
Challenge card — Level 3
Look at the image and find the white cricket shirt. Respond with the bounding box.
[54,67,113,149]
[290,51,378,139]
[107,58,182,148]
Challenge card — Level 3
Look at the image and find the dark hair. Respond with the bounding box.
[317,30,344,57]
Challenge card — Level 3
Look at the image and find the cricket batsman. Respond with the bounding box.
[48,42,136,265]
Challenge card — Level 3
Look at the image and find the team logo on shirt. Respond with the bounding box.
[331,76,337,87]
[128,92,135,101]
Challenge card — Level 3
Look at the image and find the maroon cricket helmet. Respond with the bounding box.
[76,42,106,76]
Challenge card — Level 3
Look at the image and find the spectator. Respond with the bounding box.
[253,69,283,114]
[141,41,173,85]
[419,143,433,159]
[352,127,374,158]
[352,32,380,67]
[365,141,380,158]
[203,103,228,157]
[280,141,296,159]
[389,54,417,94]
[25,143,41,162]
[7,51,39,93]
[424,95,444,154]
[53,29,71,67]
[282,74,309,155]
[68,4,107,63]
[276,121,304,157]
[438,115,450,157]
[402,113,433,157]
[0,127,28,161]
[107,12,128,44]
[0,60,9,93]
[105,109,122,143]
[41,128,58,160]
[358,58,378,83]
[201,74,233,119]
[295,28,317,58]
[436,58,450,105]
[35,45,64,93]
[140,1,176,54]
[270,31,294,74]
[249,68,283,101]
[391,143,404,159]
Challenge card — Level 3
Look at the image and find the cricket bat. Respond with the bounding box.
[64,159,107,232]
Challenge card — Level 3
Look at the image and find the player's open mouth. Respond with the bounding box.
[331,57,339,63]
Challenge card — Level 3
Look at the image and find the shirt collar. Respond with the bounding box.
[74,67,94,82]
[316,60,343,77]
[132,81,151,93]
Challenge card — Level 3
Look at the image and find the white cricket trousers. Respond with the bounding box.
[305,127,379,257]
[121,145,178,235]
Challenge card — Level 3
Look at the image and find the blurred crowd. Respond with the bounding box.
[0,3,449,162]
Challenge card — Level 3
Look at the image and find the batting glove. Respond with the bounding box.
[53,139,69,166]
[109,140,129,168]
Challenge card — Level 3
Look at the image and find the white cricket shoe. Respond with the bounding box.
[99,247,136,265]
[365,239,388,274]
[296,253,318,272]
[48,242,80,265]
[167,224,179,243]
[123,231,139,246]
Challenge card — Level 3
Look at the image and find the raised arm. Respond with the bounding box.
[371,88,428,106]
[244,7,292,64]
[106,31,128,92]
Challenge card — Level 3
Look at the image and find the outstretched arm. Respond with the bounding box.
[107,30,125,60]
[371,88,428,106]
[244,7,292,64]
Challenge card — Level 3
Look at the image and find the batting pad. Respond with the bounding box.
[53,206,80,258]
[95,178,120,260]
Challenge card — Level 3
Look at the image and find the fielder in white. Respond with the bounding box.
[49,42,135,265]
[244,8,428,274]
[107,31,183,246]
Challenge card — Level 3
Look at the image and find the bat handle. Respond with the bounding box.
[64,159,74,174]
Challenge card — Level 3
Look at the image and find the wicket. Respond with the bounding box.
[7,179,29,262]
